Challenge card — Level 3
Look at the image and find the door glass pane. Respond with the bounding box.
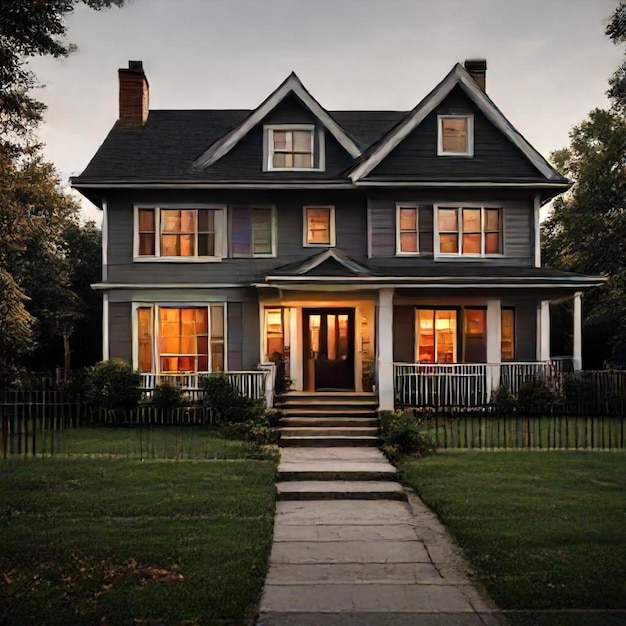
[327,314,337,360]
[338,315,349,360]
[309,315,321,352]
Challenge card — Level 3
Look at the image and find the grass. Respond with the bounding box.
[400,451,626,626]
[5,425,269,460]
[0,451,277,624]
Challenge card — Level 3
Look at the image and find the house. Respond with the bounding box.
[71,59,605,410]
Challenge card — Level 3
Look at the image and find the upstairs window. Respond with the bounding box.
[303,206,335,247]
[265,124,324,171]
[230,206,276,257]
[396,205,434,255]
[436,206,502,257]
[135,205,225,261]
[438,115,473,156]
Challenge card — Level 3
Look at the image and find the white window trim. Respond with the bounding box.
[434,203,504,259]
[132,301,228,374]
[264,124,325,172]
[251,205,278,258]
[437,114,474,157]
[395,203,421,256]
[133,203,227,263]
[303,205,336,247]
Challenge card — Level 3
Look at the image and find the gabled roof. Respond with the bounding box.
[193,73,362,169]
[266,249,372,279]
[349,63,567,183]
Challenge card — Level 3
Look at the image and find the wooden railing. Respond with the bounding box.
[139,370,269,403]
[394,362,554,408]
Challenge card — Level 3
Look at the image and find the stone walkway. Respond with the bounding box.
[257,448,504,625]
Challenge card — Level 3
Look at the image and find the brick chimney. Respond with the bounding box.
[118,60,149,124]
[464,59,487,91]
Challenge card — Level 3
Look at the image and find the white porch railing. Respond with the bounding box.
[139,370,270,403]
[394,362,555,408]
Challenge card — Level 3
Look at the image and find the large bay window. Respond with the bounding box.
[136,304,225,373]
[436,206,502,256]
[135,205,225,260]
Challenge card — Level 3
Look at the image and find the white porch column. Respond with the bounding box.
[376,288,395,410]
[486,299,502,393]
[573,292,583,371]
[102,292,109,361]
[539,300,551,362]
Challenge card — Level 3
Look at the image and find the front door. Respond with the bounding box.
[303,308,355,391]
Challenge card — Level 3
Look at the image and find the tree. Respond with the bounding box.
[0,1,122,379]
[542,108,626,367]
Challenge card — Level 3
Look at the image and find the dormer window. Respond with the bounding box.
[437,115,474,156]
[264,124,325,171]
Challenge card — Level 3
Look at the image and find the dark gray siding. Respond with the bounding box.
[109,302,132,362]
[227,302,243,370]
[242,298,260,369]
[393,306,415,362]
[367,86,544,181]
[368,189,533,267]
[106,189,367,284]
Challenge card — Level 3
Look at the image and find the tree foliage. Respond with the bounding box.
[606,2,626,111]
[542,108,626,366]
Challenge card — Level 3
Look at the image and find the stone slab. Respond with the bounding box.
[277,462,396,475]
[275,500,414,525]
[269,540,430,564]
[273,523,417,542]
[264,562,451,585]
[259,583,479,613]
[276,480,404,494]
[257,612,505,626]
[279,448,389,463]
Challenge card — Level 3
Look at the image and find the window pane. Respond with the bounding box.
[273,153,286,168]
[501,309,515,360]
[139,209,155,231]
[327,314,336,360]
[439,233,458,253]
[180,234,194,256]
[195,308,208,334]
[139,233,155,256]
[137,308,153,372]
[211,343,224,372]
[161,210,181,233]
[273,131,287,149]
[417,310,435,363]
[399,208,417,231]
[293,153,313,168]
[198,233,215,256]
[307,208,330,244]
[486,209,501,231]
[485,232,500,254]
[400,232,418,252]
[197,336,208,356]
[463,233,481,254]
[462,209,481,233]
[180,210,195,232]
[435,310,456,363]
[438,209,458,232]
[252,209,272,254]
[161,234,177,256]
[442,118,468,153]
[465,309,486,335]
[293,130,312,151]
[198,209,214,232]
[211,305,224,339]
[465,309,486,363]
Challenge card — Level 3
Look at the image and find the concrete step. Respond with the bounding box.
[277,461,396,482]
[279,436,380,448]
[278,399,378,409]
[280,409,377,418]
[275,480,407,501]
[279,417,379,428]
[279,427,379,438]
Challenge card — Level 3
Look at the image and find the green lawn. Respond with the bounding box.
[0,456,276,625]
[7,425,267,460]
[401,451,626,626]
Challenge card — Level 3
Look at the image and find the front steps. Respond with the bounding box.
[276,392,379,448]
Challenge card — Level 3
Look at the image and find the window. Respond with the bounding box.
[464,308,486,363]
[396,205,434,254]
[436,206,502,256]
[135,205,225,260]
[416,309,457,363]
[303,206,335,247]
[230,206,276,257]
[438,115,473,156]
[265,124,324,171]
[135,304,225,373]
[501,308,515,360]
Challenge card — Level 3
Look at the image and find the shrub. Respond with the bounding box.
[150,383,185,409]
[379,410,435,461]
[493,384,515,416]
[199,373,250,422]
[516,379,559,416]
[86,360,142,413]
